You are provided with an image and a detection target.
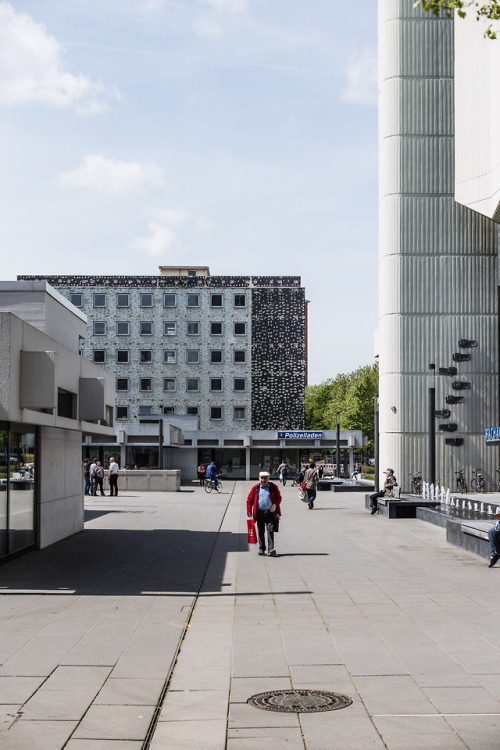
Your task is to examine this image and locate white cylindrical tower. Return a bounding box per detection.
[378,1,498,491]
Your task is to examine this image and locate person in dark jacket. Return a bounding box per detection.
[247,471,282,556]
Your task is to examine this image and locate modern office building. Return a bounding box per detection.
[0,281,115,560]
[19,268,326,478]
[377,2,499,491]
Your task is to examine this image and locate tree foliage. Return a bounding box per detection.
[305,363,379,449]
[415,1,500,38]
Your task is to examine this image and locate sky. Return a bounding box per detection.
[0,0,378,384]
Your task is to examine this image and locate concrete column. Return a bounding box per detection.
[245,446,251,481]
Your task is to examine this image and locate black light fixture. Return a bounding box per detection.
[439,423,458,432]
[435,409,451,418]
[446,395,465,404]
[458,339,477,348]
[452,381,471,390]
[452,353,471,362]
[438,366,457,376]
[445,437,464,446]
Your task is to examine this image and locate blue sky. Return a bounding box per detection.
[0,0,378,383]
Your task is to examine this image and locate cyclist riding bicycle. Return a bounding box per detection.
[205,460,219,489]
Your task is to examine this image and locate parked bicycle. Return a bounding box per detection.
[454,469,467,494]
[204,476,222,493]
[410,472,422,495]
[470,468,485,493]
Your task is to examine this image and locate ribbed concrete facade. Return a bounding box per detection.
[378,1,499,491]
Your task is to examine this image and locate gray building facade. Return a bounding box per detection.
[378,2,499,491]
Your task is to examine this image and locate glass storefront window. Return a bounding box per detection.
[0,430,7,557]
[0,425,37,559]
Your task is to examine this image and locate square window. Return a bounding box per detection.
[234,294,246,307]
[117,350,129,363]
[164,378,176,392]
[211,350,222,363]
[141,321,153,335]
[187,322,199,335]
[164,349,176,363]
[187,270,196,277]
[163,293,176,308]
[164,321,176,336]
[210,406,222,420]
[140,292,153,307]
[140,378,152,391]
[234,378,246,391]
[186,349,200,363]
[116,405,128,419]
[234,350,246,363]
[93,293,106,308]
[211,293,223,307]
[117,293,129,307]
[210,378,222,391]
[187,294,199,307]
[163,406,175,415]
[234,406,246,420]
[186,378,199,392]
[116,321,130,336]
[139,405,153,416]
[234,322,246,335]
[93,350,106,363]
[94,321,106,335]
[187,406,199,416]
[211,322,222,335]
[70,293,82,307]
[140,350,152,363]
[116,378,129,391]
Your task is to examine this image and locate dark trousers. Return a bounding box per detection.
[256,509,275,553]
[109,475,118,496]
[95,477,104,495]
[370,491,385,510]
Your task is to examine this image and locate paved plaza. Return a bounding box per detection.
[1,482,500,749]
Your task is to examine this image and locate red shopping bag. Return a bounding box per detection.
[247,518,257,544]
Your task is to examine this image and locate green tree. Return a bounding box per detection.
[415,1,500,38]
[305,363,379,449]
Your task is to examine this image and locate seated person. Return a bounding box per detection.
[369,469,398,515]
[488,510,500,567]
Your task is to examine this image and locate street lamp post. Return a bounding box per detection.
[374,394,379,492]
[336,412,341,479]
[429,363,436,485]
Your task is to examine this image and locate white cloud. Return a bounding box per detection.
[341,48,377,106]
[201,0,249,14]
[131,206,214,257]
[193,17,224,39]
[58,154,165,196]
[0,2,118,112]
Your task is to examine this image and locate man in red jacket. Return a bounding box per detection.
[247,471,282,556]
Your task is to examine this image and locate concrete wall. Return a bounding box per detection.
[103,470,180,492]
[378,2,499,491]
[38,427,84,548]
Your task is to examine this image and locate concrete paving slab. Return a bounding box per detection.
[148,718,227,749]
[158,689,228,722]
[0,705,21,729]
[66,742,143,750]
[372,716,469,749]
[446,714,500,750]
[0,676,45,704]
[229,676,291,703]
[72,704,155,740]
[0,719,78,749]
[229,700,300,729]
[422,685,500,714]
[94,677,165,705]
[226,726,305,749]
[300,712,386,750]
[20,665,112,720]
[353,675,437,716]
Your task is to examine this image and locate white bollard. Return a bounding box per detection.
[445,489,450,505]
[468,501,472,510]
[488,505,494,515]
[475,503,479,512]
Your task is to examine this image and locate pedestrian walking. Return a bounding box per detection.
[197,463,206,487]
[304,461,318,509]
[95,460,105,496]
[281,462,288,486]
[108,457,119,497]
[83,458,91,495]
[89,457,98,496]
[246,471,282,556]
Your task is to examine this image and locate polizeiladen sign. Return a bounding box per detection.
[277,431,324,439]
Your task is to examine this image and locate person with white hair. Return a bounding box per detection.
[246,471,282,556]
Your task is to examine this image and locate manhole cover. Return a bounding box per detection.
[247,689,352,713]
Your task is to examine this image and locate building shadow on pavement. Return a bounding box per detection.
[0,527,248,596]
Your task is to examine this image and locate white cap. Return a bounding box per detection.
[259,471,270,478]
